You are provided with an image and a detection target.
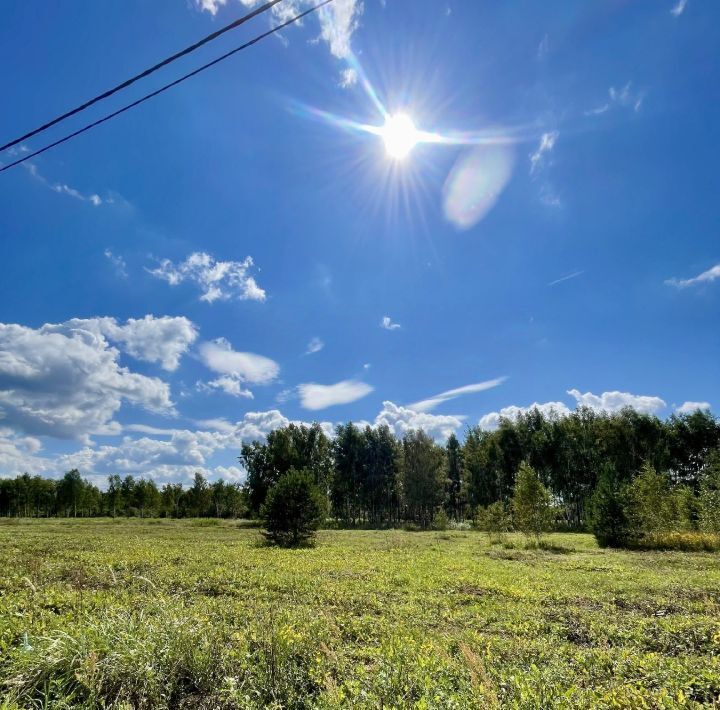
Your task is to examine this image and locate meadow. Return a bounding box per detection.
[1,520,719,709]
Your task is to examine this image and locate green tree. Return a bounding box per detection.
[588,465,629,547]
[625,463,675,538]
[242,423,333,515]
[261,469,327,547]
[445,433,464,520]
[698,450,720,532]
[511,461,552,539]
[401,430,446,528]
[57,469,84,517]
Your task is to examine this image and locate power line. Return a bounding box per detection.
[0,0,285,153]
[1,0,334,173]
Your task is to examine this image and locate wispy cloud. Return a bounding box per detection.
[23,162,104,206]
[586,82,646,117]
[305,337,325,355]
[298,379,373,410]
[104,249,127,278]
[665,263,720,289]
[529,131,558,175]
[548,270,584,287]
[194,0,363,63]
[408,377,507,413]
[381,315,401,331]
[671,0,689,17]
[148,252,266,303]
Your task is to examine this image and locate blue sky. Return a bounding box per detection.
[1,0,718,485]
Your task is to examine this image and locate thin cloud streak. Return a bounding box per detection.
[548,270,584,287]
[408,377,508,413]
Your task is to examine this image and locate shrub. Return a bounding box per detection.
[431,509,449,531]
[261,469,327,547]
[698,452,720,533]
[474,501,511,541]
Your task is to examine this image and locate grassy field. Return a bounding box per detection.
[1,520,719,709]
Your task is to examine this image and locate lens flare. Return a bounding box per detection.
[380,114,419,159]
[442,145,515,230]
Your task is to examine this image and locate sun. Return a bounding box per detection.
[380,113,419,160]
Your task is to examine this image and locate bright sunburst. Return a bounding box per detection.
[380,113,419,160]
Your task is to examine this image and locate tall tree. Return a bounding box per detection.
[401,430,446,528]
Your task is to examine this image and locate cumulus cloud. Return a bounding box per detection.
[0,409,330,482]
[0,321,173,441]
[676,401,711,414]
[305,337,324,355]
[194,0,362,60]
[299,379,373,410]
[56,316,198,371]
[375,401,464,441]
[0,429,49,477]
[408,377,507,413]
[529,131,558,175]
[148,252,266,303]
[665,263,720,289]
[567,389,666,414]
[381,315,401,330]
[479,401,571,431]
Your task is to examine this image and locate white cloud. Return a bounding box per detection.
[381,315,401,330]
[0,321,173,441]
[198,338,279,398]
[57,316,198,371]
[199,338,279,383]
[339,67,358,88]
[305,337,324,354]
[148,252,266,303]
[529,131,558,175]
[409,377,507,413]
[298,379,373,410]
[665,263,720,289]
[0,429,49,477]
[24,163,104,206]
[586,82,646,118]
[0,409,331,481]
[671,0,688,17]
[479,401,571,431]
[567,389,666,414]
[375,401,464,441]
[200,376,254,399]
[676,401,711,414]
[104,249,128,278]
[194,0,362,60]
[609,82,646,112]
[548,270,584,287]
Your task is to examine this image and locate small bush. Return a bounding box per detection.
[431,509,449,531]
[261,469,327,548]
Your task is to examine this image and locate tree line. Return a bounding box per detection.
[0,470,245,519]
[1,407,719,545]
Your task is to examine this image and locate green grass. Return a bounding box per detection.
[1,520,719,708]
